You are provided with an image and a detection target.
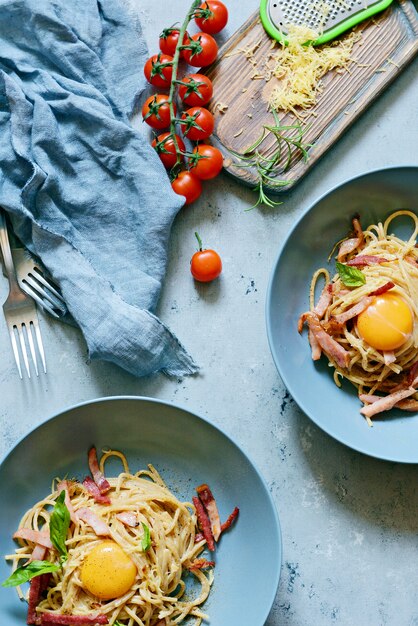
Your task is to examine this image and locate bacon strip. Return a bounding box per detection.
[116,512,139,527]
[76,508,111,537]
[299,312,350,369]
[337,217,364,261]
[314,283,333,318]
[369,281,395,297]
[192,496,215,551]
[82,477,111,505]
[88,447,110,495]
[332,297,373,325]
[346,255,388,267]
[14,529,53,549]
[221,507,239,533]
[196,484,222,541]
[360,387,417,418]
[40,614,108,625]
[27,574,42,625]
[187,558,215,570]
[57,481,77,524]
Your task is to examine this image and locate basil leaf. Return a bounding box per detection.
[141,522,151,552]
[336,261,366,288]
[49,490,70,560]
[2,560,61,588]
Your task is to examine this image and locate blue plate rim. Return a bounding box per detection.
[265,165,418,464]
[0,394,283,625]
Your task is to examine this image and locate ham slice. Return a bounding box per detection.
[57,481,77,524]
[192,496,215,551]
[196,484,222,541]
[82,477,111,505]
[76,508,111,537]
[346,255,388,267]
[360,387,417,418]
[337,217,364,261]
[221,507,239,533]
[27,575,42,625]
[116,512,138,527]
[332,297,373,325]
[40,614,108,625]
[299,312,350,369]
[369,281,395,297]
[14,529,53,550]
[383,351,396,366]
[88,447,110,495]
[314,283,333,318]
[308,327,322,360]
[29,544,47,563]
[360,394,418,412]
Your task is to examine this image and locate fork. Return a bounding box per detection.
[0,209,46,378]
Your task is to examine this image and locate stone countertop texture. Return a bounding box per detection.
[0,1,418,624]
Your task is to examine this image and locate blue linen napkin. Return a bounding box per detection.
[0,0,198,376]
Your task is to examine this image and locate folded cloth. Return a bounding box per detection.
[0,0,198,376]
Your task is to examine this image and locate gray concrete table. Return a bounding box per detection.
[1,1,418,624]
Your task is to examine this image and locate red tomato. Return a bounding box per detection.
[151,133,185,169]
[172,171,202,205]
[180,107,215,141]
[159,28,190,57]
[191,233,222,282]
[143,53,173,89]
[142,94,175,129]
[189,144,223,180]
[195,1,228,34]
[182,32,218,67]
[178,74,213,107]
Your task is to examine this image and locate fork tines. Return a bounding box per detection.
[8,318,46,379]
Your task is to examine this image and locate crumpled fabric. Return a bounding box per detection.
[0,0,198,376]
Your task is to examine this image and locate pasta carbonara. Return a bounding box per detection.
[299,210,418,422]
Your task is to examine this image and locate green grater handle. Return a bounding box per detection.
[259,0,395,46]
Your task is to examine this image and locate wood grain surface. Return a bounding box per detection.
[203,0,418,192]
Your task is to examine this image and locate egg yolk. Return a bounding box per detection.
[80,540,137,600]
[356,293,413,351]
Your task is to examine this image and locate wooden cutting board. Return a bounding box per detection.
[203,0,418,192]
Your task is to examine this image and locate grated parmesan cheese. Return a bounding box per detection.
[268,25,359,114]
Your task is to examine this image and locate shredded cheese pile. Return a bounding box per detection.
[269,24,358,114]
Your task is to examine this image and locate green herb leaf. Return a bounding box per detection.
[2,560,61,588]
[49,490,70,561]
[141,523,151,552]
[336,261,366,287]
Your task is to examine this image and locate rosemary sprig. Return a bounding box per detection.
[229,111,311,209]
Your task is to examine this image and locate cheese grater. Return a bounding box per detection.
[260,0,394,45]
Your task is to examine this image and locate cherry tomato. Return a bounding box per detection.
[180,107,215,141]
[152,132,185,169]
[159,28,190,57]
[178,74,213,107]
[191,232,222,282]
[172,171,202,205]
[195,1,228,34]
[143,53,173,89]
[182,32,218,67]
[189,144,223,180]
[142,94,175,129]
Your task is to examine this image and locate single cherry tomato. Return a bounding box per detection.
[159,28,190,57]
[143,53,173,89]
[180,107,215,141]
[142,94,175,129]
[182,32,218,67]
[172,171,202,205]
[189,144,223,180]
[195,1,228,34]
[152,132,185,169]
[178,74,213,107]
[191,232,222,282]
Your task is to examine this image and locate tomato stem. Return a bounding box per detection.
[194,231,203,251]
[168,0,202,166]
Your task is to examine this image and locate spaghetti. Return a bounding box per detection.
[4,448,238,626]
[299,210,418,421]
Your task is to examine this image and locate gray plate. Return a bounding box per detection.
[0,396,281,625]
[266,166,418,462]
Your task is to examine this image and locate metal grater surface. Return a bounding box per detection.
[267,0,383,36]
